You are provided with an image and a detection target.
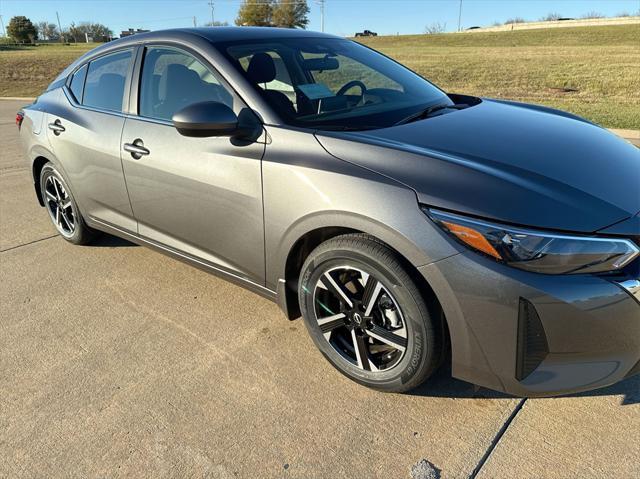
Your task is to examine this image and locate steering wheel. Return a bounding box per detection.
[336,80,367,97]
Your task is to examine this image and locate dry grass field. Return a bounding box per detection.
[357,25,640,130]
[1,24,638,129]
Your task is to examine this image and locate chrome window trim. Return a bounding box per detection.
[62,46,137,116]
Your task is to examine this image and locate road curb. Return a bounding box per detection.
[1,97,36,101]
[609,128,640,140]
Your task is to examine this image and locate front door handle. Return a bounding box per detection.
[48,119,65,135]
[123,139,150,159]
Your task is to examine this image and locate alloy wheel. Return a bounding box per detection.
[44,174,76,237]
[311,265,408,372]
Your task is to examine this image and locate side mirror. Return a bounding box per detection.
[172,101,240,138]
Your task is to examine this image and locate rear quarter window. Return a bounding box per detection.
[68,64,88,103]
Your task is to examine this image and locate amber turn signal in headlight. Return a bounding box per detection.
[426,209,640,275]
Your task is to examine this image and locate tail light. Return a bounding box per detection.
[16,112,24,130]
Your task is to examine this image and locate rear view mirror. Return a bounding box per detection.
[302,56,339,72]
[172,101,239,138]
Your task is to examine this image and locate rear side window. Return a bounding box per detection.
[83,50,132,112]
[68,64,88,103]
[139,47,234,122]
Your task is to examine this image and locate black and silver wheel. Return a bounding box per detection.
[40,163,97,245]
[299,234,442,392]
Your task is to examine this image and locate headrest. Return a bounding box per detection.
[246,52,276,84]
[98,73,124,92]
[159,64,201,99]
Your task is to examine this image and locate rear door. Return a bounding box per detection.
[46,49,136,232]
[120,45,266,284]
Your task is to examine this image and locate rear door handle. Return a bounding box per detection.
[48,119,65,135]
[123,139,150,159]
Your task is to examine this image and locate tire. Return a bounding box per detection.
[40,163,98,245]
[298,233,442,392]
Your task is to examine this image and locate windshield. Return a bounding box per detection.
[218,37,451,130]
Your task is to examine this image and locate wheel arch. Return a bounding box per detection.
[276,215,447,330]
[32,155,50,206]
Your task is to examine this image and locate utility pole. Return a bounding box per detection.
[208,0,215,25]
[0,15,5,37]
[316,0,325,32]
[56,11,64,42]
[193,16,197,27]
[457,0,463,32]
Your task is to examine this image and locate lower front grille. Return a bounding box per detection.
[516,298,549,381]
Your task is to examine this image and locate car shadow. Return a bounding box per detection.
[81,234,639,406]
[90,235,138,248]
[409,362,640,405]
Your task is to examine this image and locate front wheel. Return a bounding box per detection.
[298,234,442,392]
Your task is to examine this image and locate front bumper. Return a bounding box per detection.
[420,252,640,397]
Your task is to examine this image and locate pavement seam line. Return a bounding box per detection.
[468,398,527,479]
[0,235,58,253]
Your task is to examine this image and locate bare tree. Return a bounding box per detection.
[505,17,526,24]
[204,21,229,26]
[540,12,562,22]
[424,22,446,34]
[67,22,112,42]
[581,11,605,19]
[36,21,59,40]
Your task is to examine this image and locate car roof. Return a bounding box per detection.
[183,26,340,42]
[113,26,340,47]
[50,27,342,87]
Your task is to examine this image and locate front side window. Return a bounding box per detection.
[68,64,88,103]
[220,37,450,130]
[139,47,234,122]
[83,50,132,112]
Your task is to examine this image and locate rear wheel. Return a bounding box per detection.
[298,234,441,392]
[40,163,97,245]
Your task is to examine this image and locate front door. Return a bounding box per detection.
[121,46,266,284]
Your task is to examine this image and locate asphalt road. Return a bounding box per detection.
[1,99,638,478]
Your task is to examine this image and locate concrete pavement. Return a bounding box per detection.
[1,100,638,478]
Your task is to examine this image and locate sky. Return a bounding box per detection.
[1,0,638,37]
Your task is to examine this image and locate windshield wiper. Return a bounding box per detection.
[394,102,466,126]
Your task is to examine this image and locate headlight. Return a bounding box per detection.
[426,208,640,274]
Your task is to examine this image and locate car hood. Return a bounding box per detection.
[315,98,640,233]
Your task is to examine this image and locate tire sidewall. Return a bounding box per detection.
[40,164,85,243]
[299,245,433,391]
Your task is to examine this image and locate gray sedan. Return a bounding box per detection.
[18,27,640,396]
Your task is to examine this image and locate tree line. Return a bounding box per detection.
[4,1,309,44]
[236,0,309,28]
[6,16,113,43]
